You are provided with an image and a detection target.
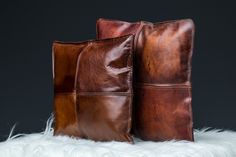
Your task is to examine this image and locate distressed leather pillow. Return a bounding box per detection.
[97,18,195,141]
[53,35,134,143]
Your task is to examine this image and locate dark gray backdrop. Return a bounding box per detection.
[0,0,235,141]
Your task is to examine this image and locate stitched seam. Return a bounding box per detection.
[77,92,132,96]
[134,82,191,88]
[54,91,76,94]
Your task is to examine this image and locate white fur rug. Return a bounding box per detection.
[1,117,236,157]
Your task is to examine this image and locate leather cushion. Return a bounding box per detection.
[53,35,134,142]
[96,18,194,141]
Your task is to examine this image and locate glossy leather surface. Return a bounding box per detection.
[54,93,79,136]
[77,94,132,142]
[77,36,133,92]
[97,19,141,39]
[53,35,134,142]
[97,19,151,49]
[53,42,87,93]
[76,35,134,142]
[136,20,194,84]
[97,18,194,141]
[135,85,193,141]
[53,42,87,136]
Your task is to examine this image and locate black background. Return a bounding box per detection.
[0,0,235,141]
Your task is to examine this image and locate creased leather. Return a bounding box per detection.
[96,18,194,141]
[53,35,134,142]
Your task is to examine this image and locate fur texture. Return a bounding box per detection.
[0,116,236,157]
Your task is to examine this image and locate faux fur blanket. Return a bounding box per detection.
[0,117,236,157]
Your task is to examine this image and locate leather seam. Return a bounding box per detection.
[134,83,191,88]
[54,92,76,94]
[77,92,132,96]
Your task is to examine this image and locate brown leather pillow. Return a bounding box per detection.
[53,35,134,143]
[97,18,195,141]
